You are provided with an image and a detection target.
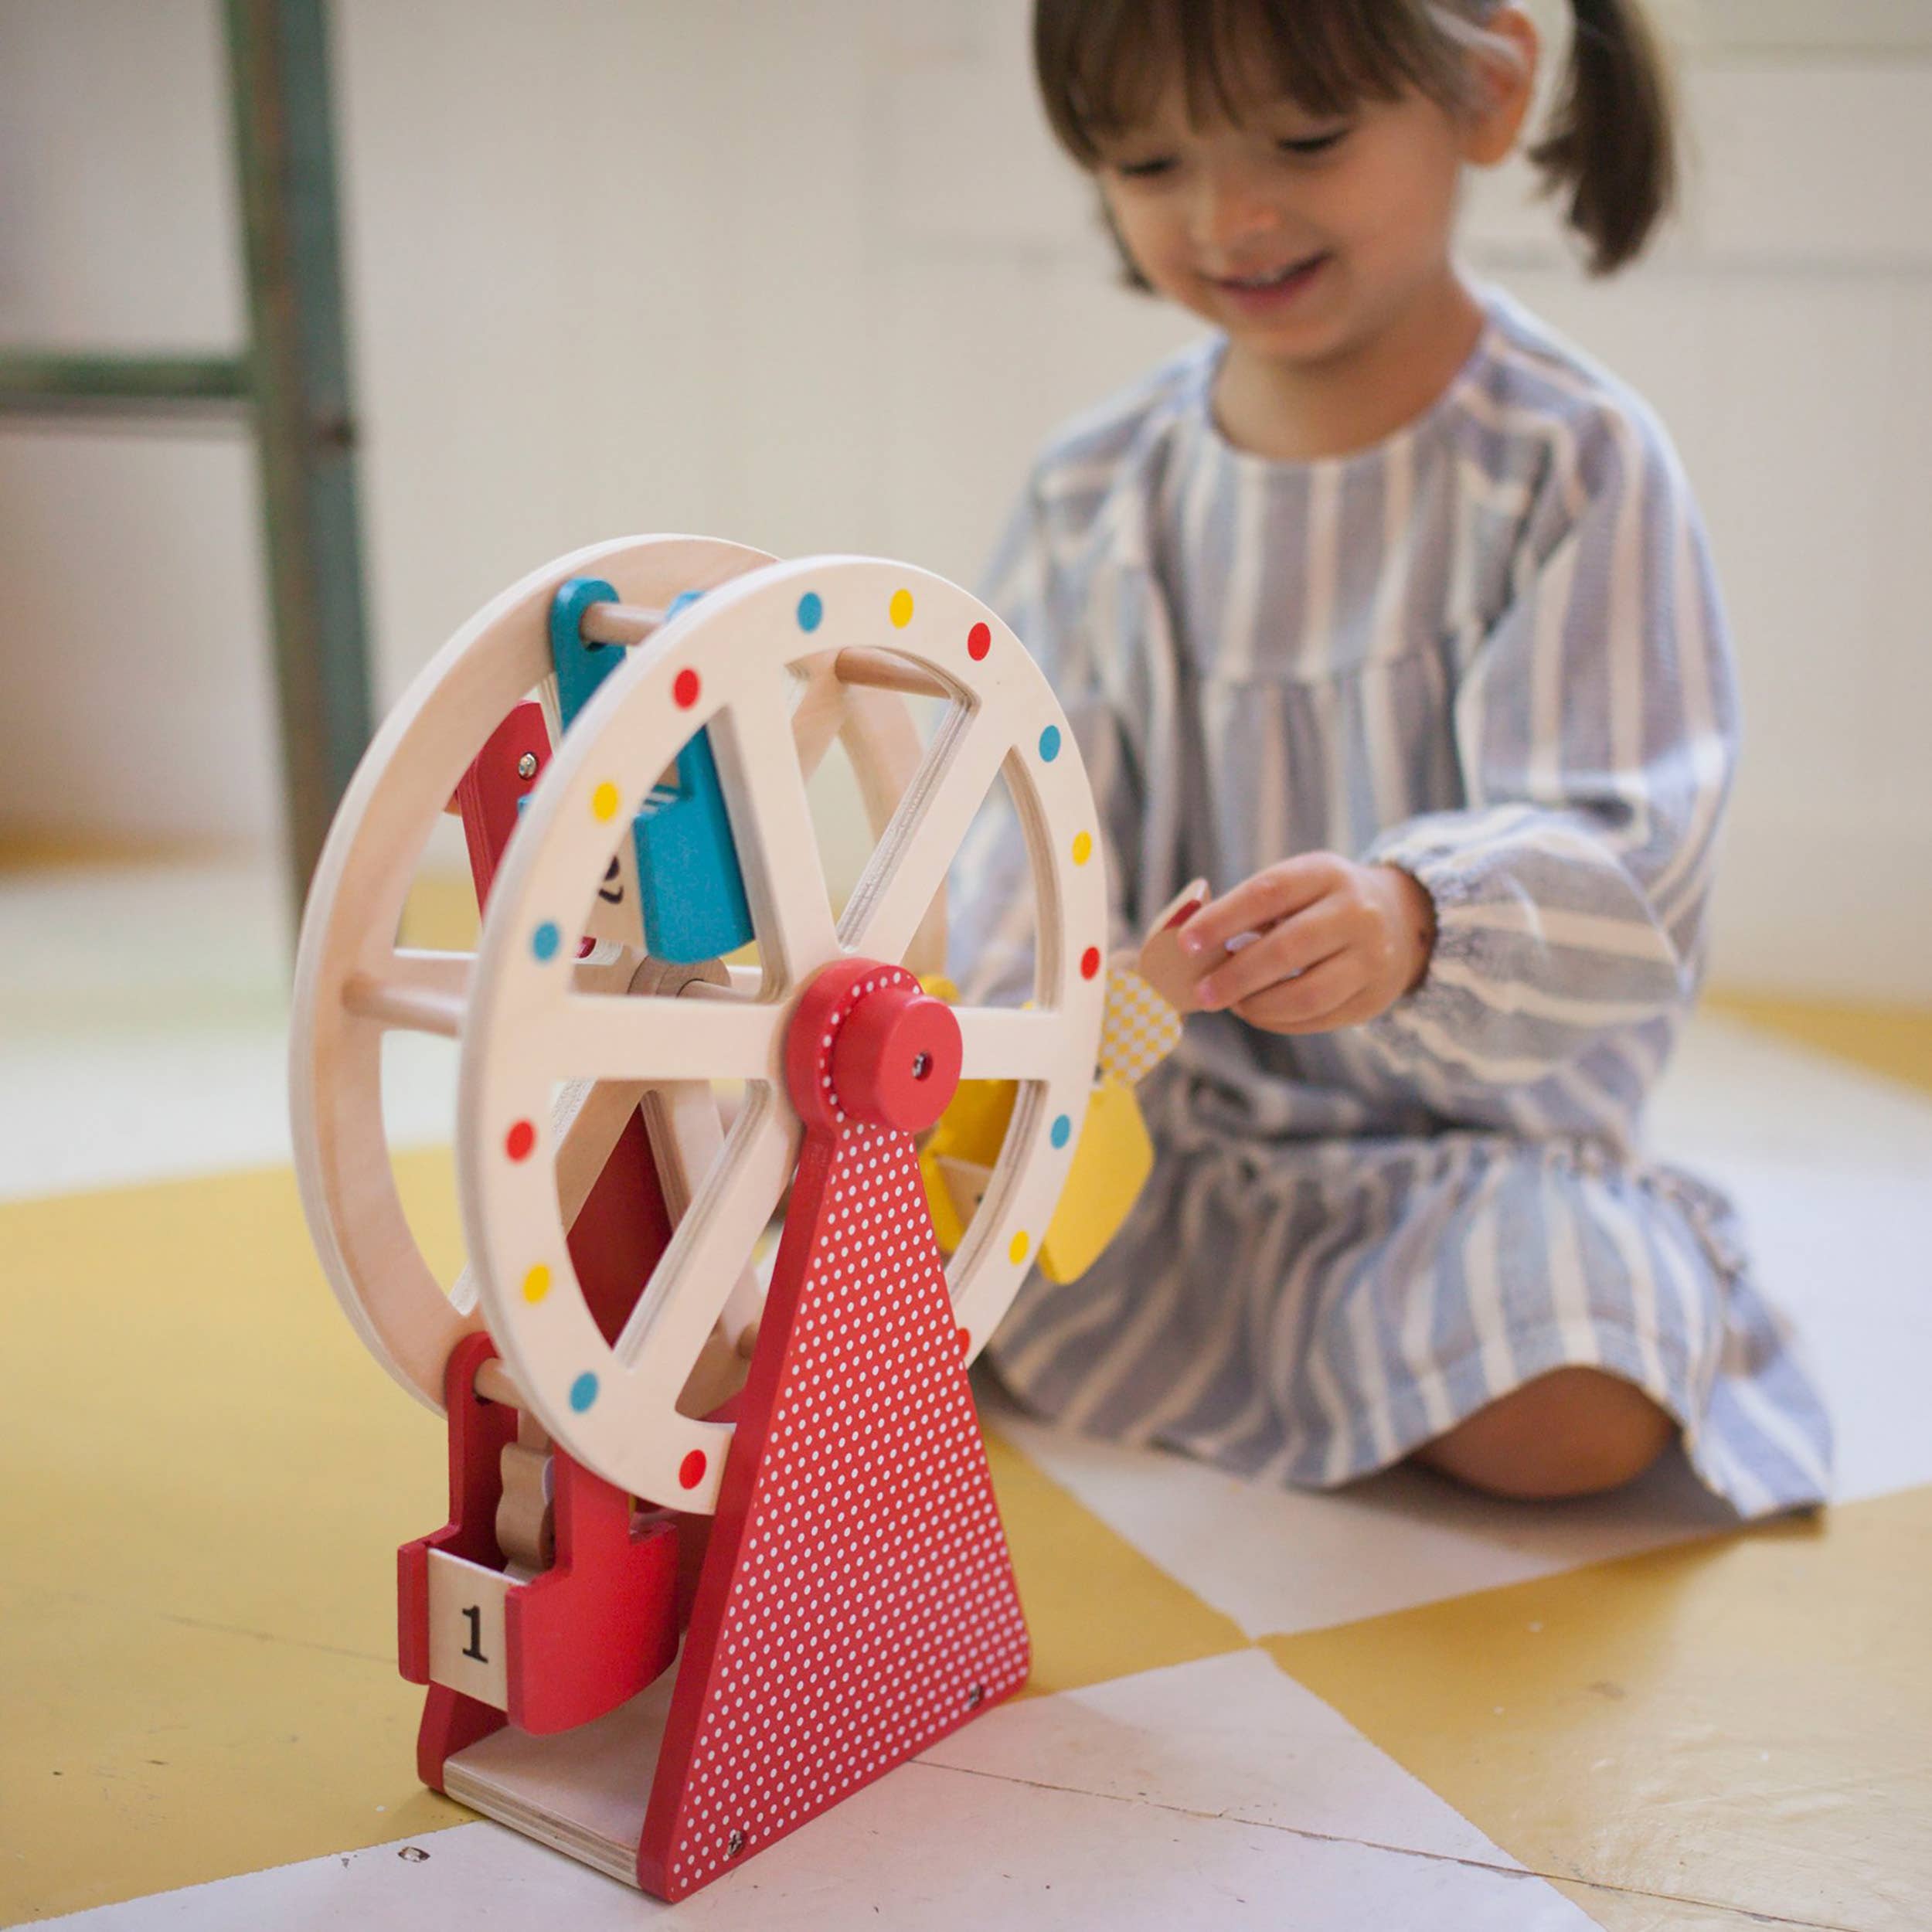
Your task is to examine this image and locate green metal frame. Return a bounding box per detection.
[0,353,250,413]
[0,0,372,921]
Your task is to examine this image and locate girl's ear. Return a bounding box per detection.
[1461,6,1539,168]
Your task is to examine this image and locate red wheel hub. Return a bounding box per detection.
[784,958,962,1134]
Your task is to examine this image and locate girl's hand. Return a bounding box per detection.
[1175,855,1436,1034]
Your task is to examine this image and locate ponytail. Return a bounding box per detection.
[1528,0,1678,274]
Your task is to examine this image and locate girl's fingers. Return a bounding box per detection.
[1194,903,1349,1010]
[1231,952,1364,1031]
[1177,853,1342,959]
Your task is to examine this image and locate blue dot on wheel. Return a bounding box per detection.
[532,920,561,961]
[797,591,823,632]
[667,588,704,617]
[570,1372,599,1413]
[1050,1113,1072,1149]
[1039,725,1062,764]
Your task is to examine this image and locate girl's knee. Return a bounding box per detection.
[1414,1367,1676,1501]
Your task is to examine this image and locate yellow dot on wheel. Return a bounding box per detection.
[522,1264,552,1304]
[591,781,620,821]
[889,587,914,628]
[1009,1230,1031,1265]
[1072,830,1094,866]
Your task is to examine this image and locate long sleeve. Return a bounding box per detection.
[947,468,1148,1004]
[1359,402,1737,1091]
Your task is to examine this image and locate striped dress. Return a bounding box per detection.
[949,284,1832,1517]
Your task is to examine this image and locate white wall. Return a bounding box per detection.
[1,1,1928,998]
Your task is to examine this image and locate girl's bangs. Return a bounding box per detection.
[1037,0,1468,159]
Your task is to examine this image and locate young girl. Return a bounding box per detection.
[951,0,1832,1514]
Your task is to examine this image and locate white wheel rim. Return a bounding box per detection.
[289,536,777,1410]
[462,556,1107,1512]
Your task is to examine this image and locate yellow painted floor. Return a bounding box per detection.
[1270,1491,1932,1931]
[4,992,1930,1927]
[1706,990,1932,1101]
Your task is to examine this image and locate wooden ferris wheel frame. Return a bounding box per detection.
[291,540,1107,1515]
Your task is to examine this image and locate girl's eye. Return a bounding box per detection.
[1111,155,1177,180]
[1277,130,1349,158]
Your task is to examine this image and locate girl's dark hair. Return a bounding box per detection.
[1033,0,1677,275]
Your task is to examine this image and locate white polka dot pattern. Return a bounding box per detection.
[645,971,1031,1900]
[1098,954,1184,1086]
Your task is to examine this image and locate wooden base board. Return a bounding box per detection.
[440,1647,684,1889]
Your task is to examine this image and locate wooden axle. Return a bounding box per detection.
[343,971,464,1037]
[475,1356,529,1410]
[343,948,671,1040]
[579,600,670,648]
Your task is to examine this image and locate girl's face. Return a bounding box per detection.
[1091,32,1529,369]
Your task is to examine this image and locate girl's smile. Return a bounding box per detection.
[1204,248,1334,318]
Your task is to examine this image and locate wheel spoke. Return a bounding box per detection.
[449,1077,642,1317]
[841,707,1007,968]
[641,1080,765,1347]
[951,1004,1070,1082]
[537,991,784,1085]
[711,677,839,987]
[551,1077,648,1221]
[614,1090,798,1393]
[345,972,463,1036]
[788,651,845,778]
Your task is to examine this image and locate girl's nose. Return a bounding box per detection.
[1190,165,1284,257]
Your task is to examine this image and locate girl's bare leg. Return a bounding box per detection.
[1413,1367,1675,1500]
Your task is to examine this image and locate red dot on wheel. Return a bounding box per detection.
[679,1449,706,1489]
[505,1120,536,1161]
[956,1327,971,1357]
[967,622,991,661]
[673,667,701,708]
[1080,946,1101,980]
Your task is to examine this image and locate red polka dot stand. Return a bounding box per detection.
[637,961,1030,1900]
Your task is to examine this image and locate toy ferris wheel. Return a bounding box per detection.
[288,534,1159,1899]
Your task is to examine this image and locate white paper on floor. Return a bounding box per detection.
[44,1654,1594,1932]
[999,1015,1932,1641]
[918,1648,1512,1866]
